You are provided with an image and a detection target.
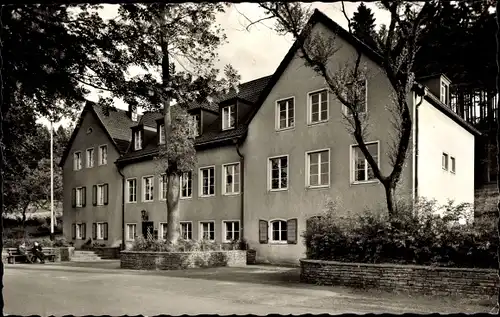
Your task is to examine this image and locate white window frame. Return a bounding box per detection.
[76,223,84,239]
[442,152,449,171]
[96,222,105,240]
[158,124,165,145]
[126,223,136,241]
[275,97,295,131]
[98,145,108,166]
[134,130,142,150]
[75,187,83,207]
[268,155,289,191]
[73,151,82,171]
[342,79,368,116]
[142,175,154,202]
[222,162,240,195]
[308,88,329,124]
[440,79,449,105]
[269,219,288,244]
[305,148,331,188]
[96,183,105,206]
[450,156,456,174]
[199,221,216,241]
[350,141,380,184]
[222,220,240,243]
[180,171,193,199]
[159,173,168,201]
[86,148,94,168]
[222,105,236,130]
[159,222,168,240]
[199,166,216,197]
[126,178,137,203]
[193,114,200,137]
[180,221,193,240]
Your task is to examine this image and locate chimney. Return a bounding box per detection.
[128,104,138,122]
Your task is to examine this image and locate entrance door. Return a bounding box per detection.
[142,221,154,240]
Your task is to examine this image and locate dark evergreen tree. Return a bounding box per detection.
[351,3,378,51]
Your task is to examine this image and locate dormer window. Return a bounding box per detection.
[440,80,449,105]
[158,124,165,145]
[134,130,142,150]
[222,105,235,130]
[193,114,200,137]
[131,112,138,122]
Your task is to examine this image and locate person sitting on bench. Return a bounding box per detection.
[17,241,33,263]
[31,242,45,264]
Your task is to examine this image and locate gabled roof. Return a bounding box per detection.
[58,101,141,167]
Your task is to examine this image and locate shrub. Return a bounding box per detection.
[303,198,498,268]
[130,237,245,252]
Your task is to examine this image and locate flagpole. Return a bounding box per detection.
[50,119,54,241]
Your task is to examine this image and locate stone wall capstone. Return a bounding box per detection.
[300,259,498,299]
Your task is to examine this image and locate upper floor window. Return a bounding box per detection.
[73,151,82,171]
[159,174,168,200]
[98,145,107,166]
[134,130,142,150]
[181,171,193,198]
[143,176,154,202]
[450,156,456,173]
[309,90,329,124]
[269,156,288,190]
[74,187,85,208]
[276,98,295,130]
[351,142,379,183]
[440,81,449,105]
[127,178,137,203]
[223,163,240,195]
[306,149,330,188]
[96,184,107,206]
[158,124,165,145]
[222,105,235,130]
[442,152,449,171]
[200,166,215,197]
[342,80,367,115]
[86,148,94,168]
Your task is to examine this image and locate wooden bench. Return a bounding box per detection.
[6,247,57,264]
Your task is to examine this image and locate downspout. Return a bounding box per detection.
[414,85,427,204]
[116,163,126,251]
[233,137,245,248]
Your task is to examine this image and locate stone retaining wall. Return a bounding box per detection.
[300,259,498,299]
[121,250,247,270]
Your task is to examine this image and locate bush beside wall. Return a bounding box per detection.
[121,250,247,270]
[300,259,498,299]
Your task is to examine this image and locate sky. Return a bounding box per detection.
[38,2,391,129]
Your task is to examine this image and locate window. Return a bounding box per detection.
[223,163,240,195]
[200,221,215,241]
[131,112,138,122]
[97,184,105,206]
[126,224,136,241]
[159,222,168,240]
[76,187,84,207]
[73,152,82,170]
[223,221,240,242]
[222,105,236,130]
[98,145,107,165]
[86,148,94,168]
[441,81,449,105]
[442,153,449,170]
[159,174,168,200]
[276,98,295,130]
[306,149,330,187]
[269,156,288,190]
[270,220,287,243]
[127,179,137,203]
[76,223,85,239]
[309,89,329,123]
[159,124,165,144]
[180,172,192,198]
[200,166,215,197]
[134,130,142,150]
[194,114,201,136]
[351,142,379,183]
[180,222,193,240]
[450,156,456,173]
[143,176,154,202]
[96,222,105,240]
[342,80,367,115]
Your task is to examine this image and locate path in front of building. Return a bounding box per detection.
[4,261,494,316]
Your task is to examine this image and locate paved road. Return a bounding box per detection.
[3,261,493,316]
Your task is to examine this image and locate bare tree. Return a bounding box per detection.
[243,1,439,217]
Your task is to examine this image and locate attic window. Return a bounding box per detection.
[158,124,165,145]
[440,80,449,105]
[222,105,235,130]
[131,112,138,122]
[134,130,142,150]
[87,127,93,134]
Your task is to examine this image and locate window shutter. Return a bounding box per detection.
[82,223,87,240]
[287,218,298,244]
[72,223,76,240]
[82,187,87,207]
[71,188,76,208]
[92,223,97,240]
[92,185,97,206]
[104,222,109,240]
[104,184,109,205]
[259,220,268,244]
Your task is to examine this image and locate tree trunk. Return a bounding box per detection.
[166,173,181,244]
[384,184,395,219]
[22,202,29,238]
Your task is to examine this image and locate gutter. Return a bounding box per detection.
[233,137,245,249]
[115,162,126,251]
[413,84,427,204]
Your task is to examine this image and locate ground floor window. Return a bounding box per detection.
[94,222,107,240]
[159,222,168,240]
[126,223,136,241]
[74,223,86,240]
[223,220,240,242]
[180,222,192,240]
[200,221,215,241]
[271,220,287,242]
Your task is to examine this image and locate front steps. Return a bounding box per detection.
[71,250,108,262]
